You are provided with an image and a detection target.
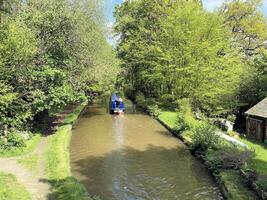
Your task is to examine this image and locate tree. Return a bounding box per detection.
[115,0,244,116]
[220,0,267,56]
[0,0,119,135]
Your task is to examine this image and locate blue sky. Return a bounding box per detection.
[104,0,267,24]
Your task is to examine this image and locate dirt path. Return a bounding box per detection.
[0,105,79,199]
[0,136,51,200]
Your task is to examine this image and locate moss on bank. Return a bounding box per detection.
[0,173,31,200]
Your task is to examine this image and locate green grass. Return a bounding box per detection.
[220,170,259,200]
[0,134,41,158]
[45,125,91,200]
[62,104,86,125]
[158,111,178,129]
[0,173,31,200]
[239,137,267,176]
[17,154,39,175]
[45,104,97,200]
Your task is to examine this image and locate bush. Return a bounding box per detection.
[217,148,252,170]
[135,93,147,109]
[147,105,161,118]
[160,94,176,109]
[0,131,26,151]
[191,122,219,152]
[176,99,200,132]
[256,176,267,191]
[135,93,158,112]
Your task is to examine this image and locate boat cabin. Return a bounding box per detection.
[245,97,267,142]
[110,93,125,114]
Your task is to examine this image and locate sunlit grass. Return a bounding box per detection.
[238,138,267,176]
[17,154,39,175]
[158,111,178,129]
[0,134,41,158]
[0,173,31,200]
[45,104,98,200]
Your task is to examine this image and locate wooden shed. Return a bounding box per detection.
[245,97,267,142]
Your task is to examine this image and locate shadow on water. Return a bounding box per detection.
[71,145,222,200]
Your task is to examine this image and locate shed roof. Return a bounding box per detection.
[245,97,267,119]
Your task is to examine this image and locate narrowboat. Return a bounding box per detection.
[110,93,125,114]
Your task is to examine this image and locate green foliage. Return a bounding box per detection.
[0,0,119,145]
[0,131,26,151]
[220,170,259,200]
[191,121,219,152]
[220,0,267,56]
[256,177,267,191]
[176,99,199,132]
[147,104,161,118]
[239,51,267,106]
[207,147,252,172]
[0,134,41,157]
[115,0,245,116]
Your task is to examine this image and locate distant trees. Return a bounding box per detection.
[220,0,267,107]
[220,0,267,56]
[115,0,255,116]
[0,0,119,135]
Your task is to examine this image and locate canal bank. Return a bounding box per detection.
[157,111,259,200]
[70,102,223,200]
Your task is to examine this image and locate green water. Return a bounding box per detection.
[70,104,223,200]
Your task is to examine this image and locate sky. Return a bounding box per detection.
[105,0,267,24]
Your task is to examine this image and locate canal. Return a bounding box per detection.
[70,103,223,200]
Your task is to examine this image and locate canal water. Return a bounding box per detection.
[70,103,223,200]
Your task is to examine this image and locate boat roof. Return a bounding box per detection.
[111,93,119,101]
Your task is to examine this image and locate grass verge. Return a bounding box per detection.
[0,134,41,158]
[0,173,31,200]
[158,110,259,199]
[220,170,259,200]
[62,104,86,125]
[45,104,97,200]
[239,138,267,176]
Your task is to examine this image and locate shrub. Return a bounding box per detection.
[135,93,146,109]
[135,93,158,112]
[160,94,176,109]
[176,99,200,132]
[0,131,26,151]
[217,148,252,169]
[147,104,161,118]
[191,122,219,152]
[256,176,267,191]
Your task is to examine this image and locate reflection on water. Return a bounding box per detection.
[70,104,223,200]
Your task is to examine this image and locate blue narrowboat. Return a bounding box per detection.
[110,93,125,114]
